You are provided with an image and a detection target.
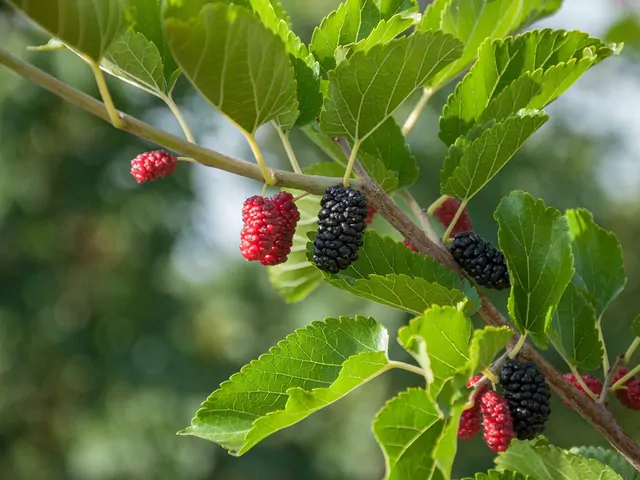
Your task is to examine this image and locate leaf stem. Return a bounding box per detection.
[568,365,599,401]
[163,94,196,143]
[442,198,468,241]
[401,87,433,135]
[245,133,277,186]
[89,59,123,129]
[402,191,441,244]
[600,354,624,403]
[293,192,311,202]
[612,362,640,391]
[177,156,196,163]
[343,139,362,187]
[388,360,425,377]
[426,195,448,216]
[597,316,611,377]
[509,332,528,359]
[275,124,302,174]
[625,338,640,366]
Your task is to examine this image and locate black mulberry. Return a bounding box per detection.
[313,185,367,274]
[449,231,510,290]
[499,359,551,440]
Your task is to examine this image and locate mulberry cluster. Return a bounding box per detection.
[449,232,510,290]
[458,376,513,452]
[313,185,368,274]
[614,368,640,410]
[499,359,551,440]
[240,192,300,266]
[433,197,473,235]
[130,150,177,183]
[562,373,602,405]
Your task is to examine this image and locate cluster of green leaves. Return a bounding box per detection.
[8,0,638,478]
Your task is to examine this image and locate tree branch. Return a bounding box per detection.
[0,48,351,195]
[4,47,640,471]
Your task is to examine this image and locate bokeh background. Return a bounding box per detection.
[1,0,640,478]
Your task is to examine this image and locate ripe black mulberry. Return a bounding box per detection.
[449,231,510,290]
[499,359,551,440]
[313,185,367,274]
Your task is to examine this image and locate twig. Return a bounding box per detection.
[0,49,352,195]
[600,354,624,403]
[4,47,640,472]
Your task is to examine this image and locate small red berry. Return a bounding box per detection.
[365,205,377,224]
[403,239,417,252]
[480,389,514,452]
[240,192,300,266]
[434,197,473,235]
[562,373,602,405]
[130,150,177,183]
[614,368,640,410]
[458,376,487,440]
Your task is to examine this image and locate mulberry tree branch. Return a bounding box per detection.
[3,47,640,472]
[0,49,352,195]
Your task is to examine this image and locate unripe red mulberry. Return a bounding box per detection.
[131,150,177,183]
[458,376,487,440]
[480,389,514,452]
[434,197,473,235]
[365,205,377,225]
[240,192,300,266]
[404,239,417,252]
[614,368,640,410]
[562,373,602,405]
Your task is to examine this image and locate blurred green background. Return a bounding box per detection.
[1,0,640,478]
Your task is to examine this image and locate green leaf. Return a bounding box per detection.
[350,13,421,55]
[495,191,574,348]
[419,0,563,89]
[568,446,640,480]
[9,0,126,61]
[462,470,530,480]
[313,231,480,315]
[468,327,513,374]
[566,209,626,317]
[301,123,402,191]
[360,118,419,188]
[496,438,624,480]
[164,3,298,133]
[310,0,420,76]
[180,316,389,454]
[398,306,472,396]
[101,29,171,97]
[320,30,463,144]
[440,111,549,202]
[372,388,447,480]
[439,30,619,146]
[549,283,603,370]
